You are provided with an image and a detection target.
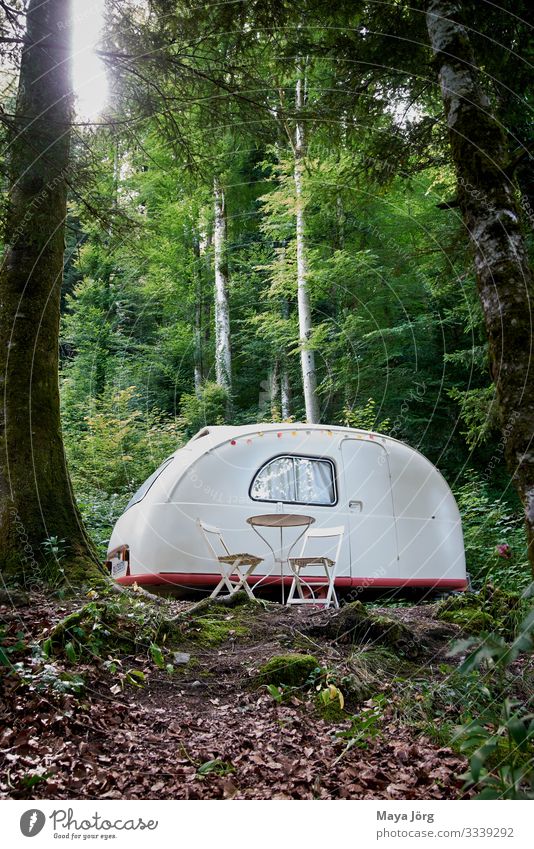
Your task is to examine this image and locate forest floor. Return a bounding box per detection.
[1,586,527,801]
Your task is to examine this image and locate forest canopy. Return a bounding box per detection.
[0,0,532,586]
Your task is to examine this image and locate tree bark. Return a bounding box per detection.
[0,0,100,583]
[294,71,320,424]
[281,365,291,420]
[427,0,534,573]
[213,177,232,397]
[192,236,203,395]
[269,358,281,421]
[281,298,291,420]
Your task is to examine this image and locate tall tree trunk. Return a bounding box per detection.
[270,359,281,421]
[427,0,534,573]
[192,237,203,395]
[213,177,232,397]
[0,0,99,582]
[280,298,291,420]
[281,365,291,420]
[199,229,212,360]
[294,71,320,424]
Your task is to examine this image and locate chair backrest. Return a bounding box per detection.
[298,525,345,564]
[197,519,231,559]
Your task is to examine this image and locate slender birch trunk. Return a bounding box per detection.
[281,366,291,420]
[427,0,534,572]
[280,298,291,419]
[213,177,232,396]
[294,71,320,424]
[0,0,99,580]
[192,237,203,395]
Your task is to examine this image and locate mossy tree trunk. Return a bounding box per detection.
[427,0,534,574]
[0,0,100,583]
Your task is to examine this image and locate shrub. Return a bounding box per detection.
[63,386,183,556]
[437,584,526,641]
[454,474,529,591]
[179,381,229,436]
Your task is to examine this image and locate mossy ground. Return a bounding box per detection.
[436,584,525,639]
[183,614,249,646]
[253,653,319,688]
[179,597,261,646]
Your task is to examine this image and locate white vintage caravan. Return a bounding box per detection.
[107,423,467,592]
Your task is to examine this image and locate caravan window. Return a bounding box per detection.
[125,457,173,510]
[250,455,336,505]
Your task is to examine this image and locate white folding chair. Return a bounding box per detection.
[197,519,262,600]
[287,526,344,609]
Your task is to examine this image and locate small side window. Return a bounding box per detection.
[250,455,336,506]
[125,457,173,510]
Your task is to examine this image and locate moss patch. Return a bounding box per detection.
[436,585,524,639]
[180,596,260,646]
[312,601,422,658]
[42,595,174,661]
[315,691,346,722]
[254,654,319,688]
[183,614,249,646]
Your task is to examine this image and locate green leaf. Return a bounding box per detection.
[507,717,530,751]
[125,669,146,687]
[149,642,165,669]
[196,759,234,777]
[475,788,501,799]
[65,641,77,663]
[266,684,283,703]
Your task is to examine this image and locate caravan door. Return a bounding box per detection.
[340,438,398,581]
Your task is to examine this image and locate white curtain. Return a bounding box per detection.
[251,455,294,500]
[295,458,334,504]
[252,456,334,504]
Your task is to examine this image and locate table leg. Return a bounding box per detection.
[280,526,284,605]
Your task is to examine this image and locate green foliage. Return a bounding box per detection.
[0,628,27,667]
[39,536,68,588]
[316,684,346,721]
[265,683,284,704]
[64,386,181,495]
[453,476,529,590]
[13,661,85,695]
[149,642,166,669]
[334,694,387,761]
[63,386,182,555]
[341,398,391,433]
[254,654,319,688]
[41,595,175,664]
[448,598,534,799]
[455,700,534,799]
[196,759,235,778]
[447,386,498,448]
[179,382,229,435]
[392,668,495,747]
[437,584,526,640]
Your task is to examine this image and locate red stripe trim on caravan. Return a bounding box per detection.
[115,572,467,590]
